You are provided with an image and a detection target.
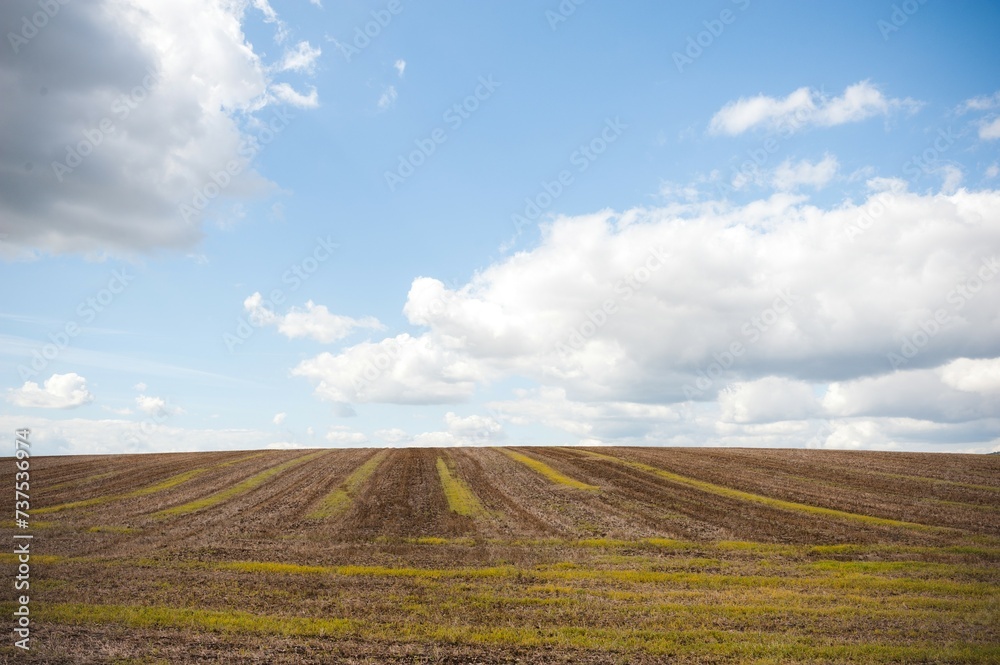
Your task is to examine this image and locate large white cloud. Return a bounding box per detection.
[292,187,1000,414]
[7,372,94,409]
[708,81,920,136]
[0,0,320,256]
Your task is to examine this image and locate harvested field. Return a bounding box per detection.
[3,447,998,663]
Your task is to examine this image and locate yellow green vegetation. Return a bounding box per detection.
[581,451,945,532]
[307,450,388,519]
[17,601,1000,662]
[34,469,208,515]
[436,457,487,517]
[86,525,138,534]
[501,450,598,490]
[155,451,327,518]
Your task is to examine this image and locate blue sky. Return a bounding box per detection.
[2,0,1000,454]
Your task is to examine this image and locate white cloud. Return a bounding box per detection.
[940,165,963,195]
[771,155,839,190]
[250,0,289,42]
[7,373,94,409]
[244,293,384,343]
[278,41,321,74]
[0,413,309,455]
[960,92,1000,113]
[0,0,312,256]
[289,188,1000,427]
[377,85,398,111]
[719,377,819,423]
[940,357,1000,393]
[709,81,920,136]
[133,382,148,392]
[135,394,182,416]
[273,412,287,425]
[394,59,406,77]
[368,412,506,447]
[492,387,682,441]
[986,164,1000,179]
[292,333,487,404]
[979,117,1000,141]
[821,365,1000,422]
[271,82,319,108]
[326,427,368,445]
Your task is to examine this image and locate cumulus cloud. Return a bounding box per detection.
[394,59,406,77]
[135,394,183,416]
[709,81,920,136]
[821,363,1000,423]
[292,333,488,404]
[7,373,94,409]
[0,0,317,256]
[290,188,1000,418]
[273,412,287,425]
[491,387,683,441]
[719,377,820,423]
[244,293,384,343]
[940,357,1000,393]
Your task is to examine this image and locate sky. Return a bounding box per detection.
[2,0,1000,455]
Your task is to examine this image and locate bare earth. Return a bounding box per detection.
[3,447,998,663]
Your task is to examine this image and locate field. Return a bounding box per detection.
[3,446,999,663]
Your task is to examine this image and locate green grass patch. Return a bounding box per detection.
[155,451,327,518]
[34,469,209,515]
[307,450,387,519]
[582,451,947,533]
[436,457,487,517]
[86,525,138,534]
[501,450,598,490]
